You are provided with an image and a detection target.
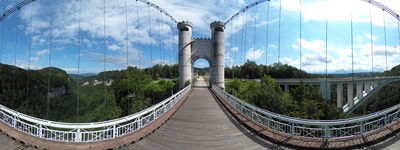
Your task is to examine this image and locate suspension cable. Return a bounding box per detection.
[147,5,155,102]
[136,0,140,69]
[47,9,54,119]
[253,4,258,62]
[77,0,82,118]
[351,12,355,90]
[158,11,163,66]
[125,0,132,115]
[26,1,34,113]
[12,11,21,109]
[103,0,107,120]
[0,13,3,105]
[324,0,328,100]
[148,5,153,68]
[265,0,270,73]
[0,15,3,68]
[233,16,238,79]
[240,13,245,64]
[369,4,374,85]
[244,10,248,64]
[299,0,302,78]
[228,18,233,74]
[278,0,282,64]
[383,10,387,71]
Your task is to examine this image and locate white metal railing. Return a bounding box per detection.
[0,85,191,143]
[212,85,400,139]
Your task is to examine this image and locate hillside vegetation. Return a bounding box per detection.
[0,64,179,123]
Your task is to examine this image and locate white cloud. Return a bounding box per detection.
[151,59,173,65]
[89,49,142,67]
[30,57,39,61]
[231,47,238,52]
[288,38,400,72]
[292,39,326,53]
[355,35,363,43]
[252,19,278,27]
[35,49,50,56]
[108,44,122,51]
[366,33,378,42]
[245,48,265,60]
[195,62,207,67]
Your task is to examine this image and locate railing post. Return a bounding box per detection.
[360,122,364,134]
[138,117,142,129]
[13,116,16,128]
[384,114,388,126]
[76,128,81,142]
[251,110,255,121]
[38,124,42,138]
[324,126,330,139]
[291,123,295,135]
[113,124,117,139]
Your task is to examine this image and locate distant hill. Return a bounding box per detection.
[383,64,400,76]
[81,73,97,77]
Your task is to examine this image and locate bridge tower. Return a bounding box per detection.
[178,21,225,89]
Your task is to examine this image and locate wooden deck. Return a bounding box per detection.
[125,77,283,150]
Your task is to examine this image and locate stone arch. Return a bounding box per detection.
[178,21,225,89]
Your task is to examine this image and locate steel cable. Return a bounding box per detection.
[77,0,82,118]
[47,8,54,119]
[25,1,34,114]
[278,0,282,64]
[103,0,108,120]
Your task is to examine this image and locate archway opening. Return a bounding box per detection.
[193,58,210,88]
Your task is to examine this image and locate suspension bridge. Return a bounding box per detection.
[0,0,400,149]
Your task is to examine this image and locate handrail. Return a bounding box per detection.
[212,84,400,139]
[0,85,191,142]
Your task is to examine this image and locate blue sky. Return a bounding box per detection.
[0,0,399,74]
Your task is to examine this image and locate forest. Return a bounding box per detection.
[0,64,179,122]
[225,61,318,79]
[225,76,341,120]
[1,60,400,122]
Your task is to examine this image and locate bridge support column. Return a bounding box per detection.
[365,82,371,92]
[284,84,289,92]
[178,21,193,89]
[336,83,343,109]
[356,82,363,99]
[372,80,380,89]
[347,83,354,108]
[319,80,331,100]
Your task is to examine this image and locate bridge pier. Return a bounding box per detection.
[347,83,354,108]
[356,82,363,99]
[319,80,331,100]
[337,83,343,109]
[284,84,289,92]
[365,81,371,92]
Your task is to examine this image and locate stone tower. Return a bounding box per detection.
[178,21,225,89]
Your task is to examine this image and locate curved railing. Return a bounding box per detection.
[0,85,191,142]
[212,85,400,139]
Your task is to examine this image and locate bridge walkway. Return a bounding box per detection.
[0,77,400,149]
[0,132,36,150]
[124,77,281,150]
